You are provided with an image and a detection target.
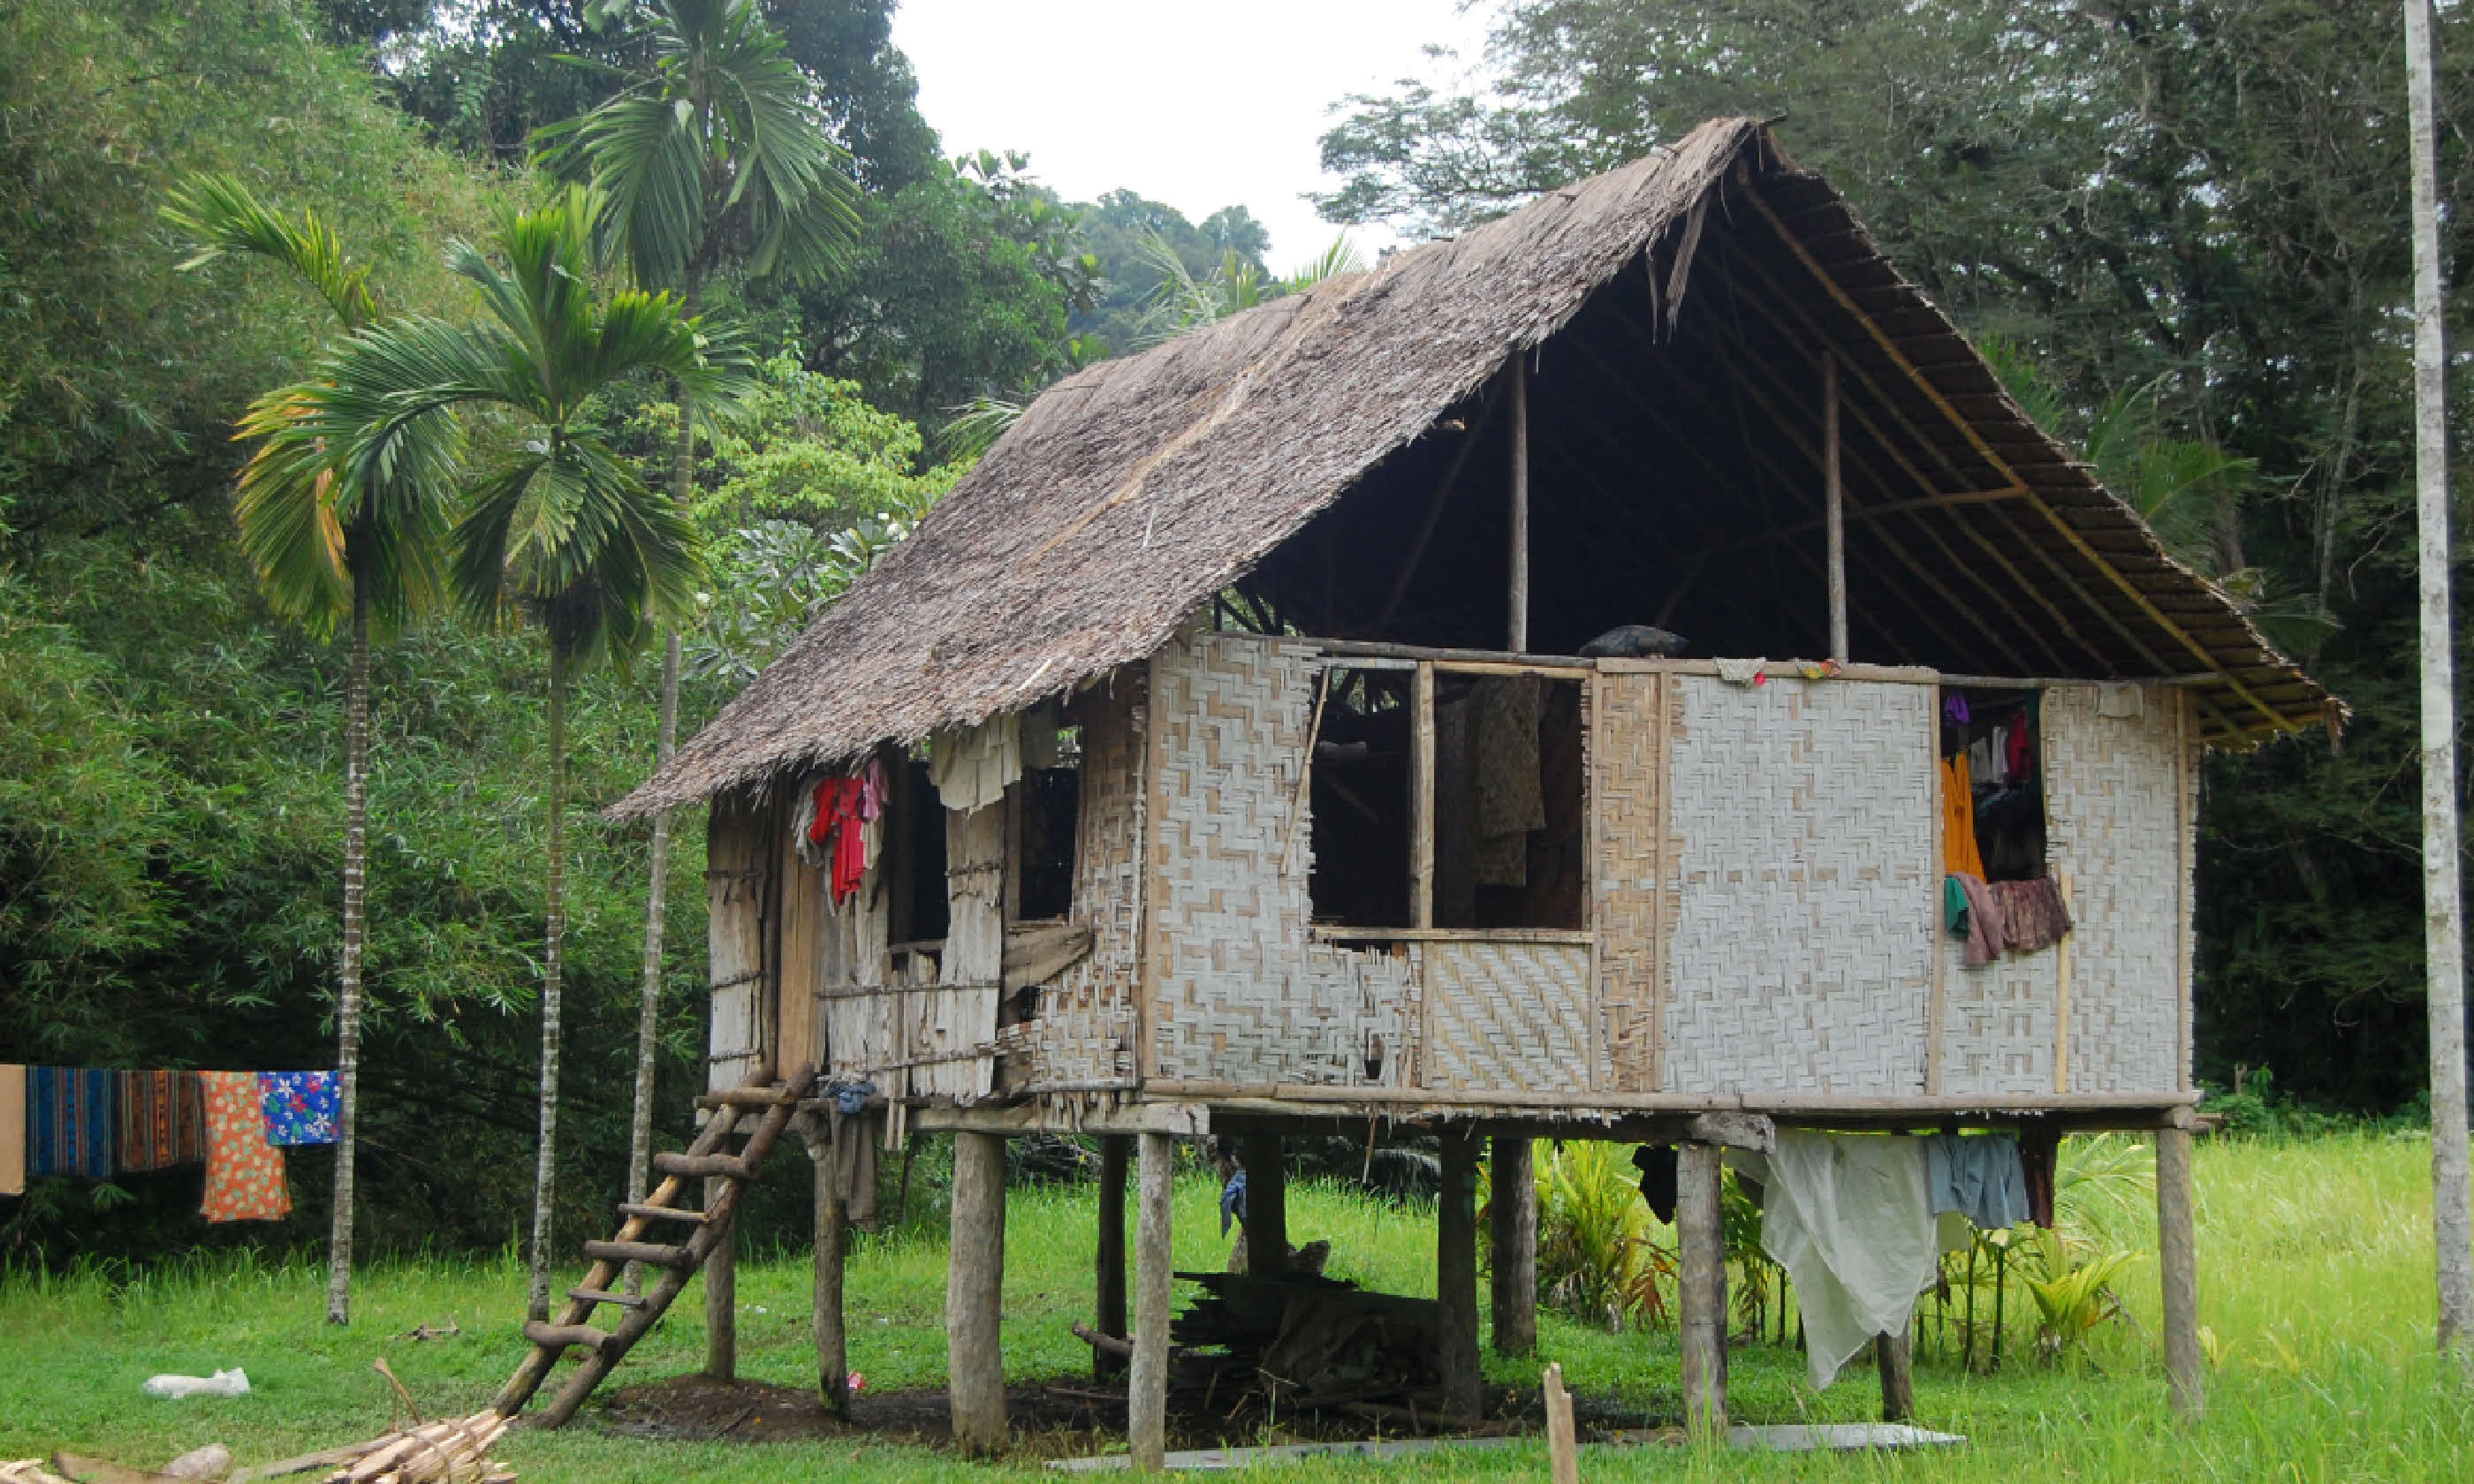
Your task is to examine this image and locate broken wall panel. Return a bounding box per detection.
[1659,675,1938,1096]
[1148,633,1418,1086]
[2045,684,2187,1095]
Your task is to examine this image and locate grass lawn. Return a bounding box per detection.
[4,1131,2470,1481]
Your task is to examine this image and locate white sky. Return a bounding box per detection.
[889,1,1495,267]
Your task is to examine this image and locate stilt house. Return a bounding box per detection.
[593,117,2329,1454]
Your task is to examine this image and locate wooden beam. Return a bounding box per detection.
[1825,351,1848,661]
[1130,1131,1175,1472]
[1095,1134,1128,1379]
[1876,1328,1914,1422]
[703,1175,734,1381]
[1242,1132,1288,1276]
[806,1126,849,1416]
[946,1131,1008,1453]
[1677,1141,1727,1435]
[1509,353,1530,652]
[2157,1125,2205,1420]
[1411,662,1436,929]
[1490,1136,1537,1358]
[1436,1131,1483,1419]
[1740,185,2299,735]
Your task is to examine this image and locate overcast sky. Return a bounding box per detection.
[888,0,1495,265]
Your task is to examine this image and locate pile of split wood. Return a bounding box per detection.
[1168,1271,1446,1423]
[5,1412,512,1484]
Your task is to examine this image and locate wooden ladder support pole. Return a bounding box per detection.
[1490,1136,1537,1358]
[1242,1132,1287,1277]
[947,1130,1009,1454]
[1543,1362,1579,1484]
[808,1129,849,1417]
[1876,1325,1914,1422]
[2156,1124,2205,1421]
[1824,349,1848,662]
[1095,1134,1129,1380]
[1130,1131,1175,1473]
[1677,1141,1728,1436]
[1508,352,1530,653]
[1436,1129,1483,1420]
[703,1175,735,1381]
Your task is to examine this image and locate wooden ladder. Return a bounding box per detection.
[493,1062,818,1427]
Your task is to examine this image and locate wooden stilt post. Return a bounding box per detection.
[1437,1128,1484,1419]
[947,1131,1008,1453]
[1875,1326,1914,1422]
[1131,1131,1174,1473]
[806,1124,849,1416]
[1242,1132,1287,1276]
[1677,1141,1728,1436]
[1509,352,1530,652]
[1824,350,1848,661]
[2156,1123,2205,1420]
[1096,1133,1129,1379]
[703,1174,735,1381]
[1490,1135,1537,1357]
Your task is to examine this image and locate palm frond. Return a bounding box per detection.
[163,172,379,329]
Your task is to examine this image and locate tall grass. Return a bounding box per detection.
[1,1133,2464,1481]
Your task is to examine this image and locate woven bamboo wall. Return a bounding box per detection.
[2045,684,2187,1094]
[1000,669,1147,1085]
[706,793,768,1094]
[1592,672,1676,1092]
[1420,941,1593,1093]
[1659,675,1938,1095]
[1935,939,2060,1096]
[1149,633,1418,1086]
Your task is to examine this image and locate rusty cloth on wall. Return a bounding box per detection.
[1471,676,1544,887]
[1989,876,2074,955]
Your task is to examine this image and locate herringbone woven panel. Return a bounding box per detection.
[1420,942,1593,1093]
[2045,685,2183,1094]
[1149,634,1417,1086]
[1660,675,1937,1095]
[1936,935,2059,1096]
[1593,672,1672,1092]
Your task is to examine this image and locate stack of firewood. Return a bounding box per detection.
[318,1413,511,1484]
[1167,1271,1443,1419]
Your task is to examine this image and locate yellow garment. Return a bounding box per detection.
[1942,753,1985,879]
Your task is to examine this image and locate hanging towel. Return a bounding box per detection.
[201,1072,291,1223]
[1990,876,2073,954]
[1731,1131,1941,1390]
[28,1067,115,1179]
[0,1064,24,1196]
[2019,1122,2061,1230]
[1940,753,1986,878]
[1951,871,2007,966]
[118,1071,207,1172]
[929,714,1021,813]
[257,1071,340,1147]
[1925,1133,2030,1230]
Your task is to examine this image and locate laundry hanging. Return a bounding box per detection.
[28,1067,115,1180]
[118,1070,207,1172]
[929,714,1021,813]
[1729,1131,1943,1390]
[802,776,870,905]
[1940,753,1985,879]
[1925,1132,2030,1231]
[258,1071,340,1147]
[201,1072,291,1223]
[0,1064,24,1197]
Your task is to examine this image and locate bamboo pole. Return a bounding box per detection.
[1677,1141,1728,1435]
[1509,352,1529,652]
[1130,1132,1174,1472]
[1825,350,1848,661]
[1096,1134,1129,1379]
[1411,662,1436,928]
[2406,0,2474,1356]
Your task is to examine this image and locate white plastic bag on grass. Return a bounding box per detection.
[142,1369,249,1399]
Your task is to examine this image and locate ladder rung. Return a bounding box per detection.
[525,1321,613,1352]
[567,1286,648,1310]
[584,1238,693,1269]
[653,1153,749,1179]
[618,1202,710,1225]
[696,1086,796,1109]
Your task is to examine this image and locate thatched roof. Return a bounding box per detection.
[611,117,2329,821]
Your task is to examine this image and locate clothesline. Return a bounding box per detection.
[2,1065,339,1223]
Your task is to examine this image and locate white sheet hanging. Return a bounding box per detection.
[1728,1131,1943,1390]
[929,713,1021,812]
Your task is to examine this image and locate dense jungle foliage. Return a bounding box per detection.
[1,0,2469,1270]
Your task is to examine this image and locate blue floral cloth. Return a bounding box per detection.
[257,1071,340,1147]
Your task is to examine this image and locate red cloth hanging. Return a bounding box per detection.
[808,776,869,905]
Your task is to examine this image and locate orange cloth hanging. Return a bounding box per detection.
[1941,752,1985,879]
[200,1071,291,1223]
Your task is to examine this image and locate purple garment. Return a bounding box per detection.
[1943,693,1971,725]
[257,1071,340,1147]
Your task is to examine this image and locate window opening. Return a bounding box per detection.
[1307,667,1413,928]
[1016,758,1081,922]
[1940,686,2045,883]
[899,756,949,942]
[1433,674,1586,929]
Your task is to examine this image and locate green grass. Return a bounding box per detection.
[3,1132,2469,1481]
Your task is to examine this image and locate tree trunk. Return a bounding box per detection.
[2407,0,2474,1356]
[527,640,569,1324]
[326,578,369,1327]
[627,271,702,1295]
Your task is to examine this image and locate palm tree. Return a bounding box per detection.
[164,175,437,1328]
[257,186,727,1321]
[541,0,858,1242]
